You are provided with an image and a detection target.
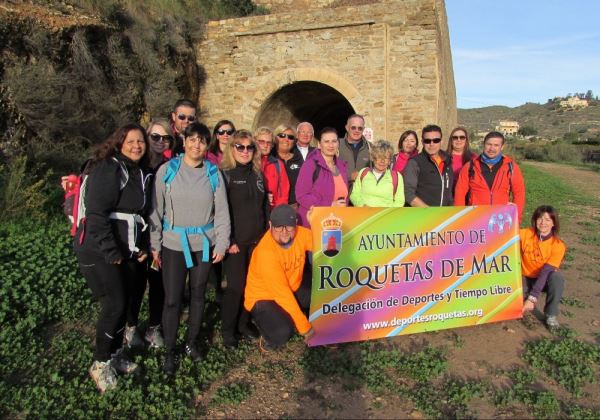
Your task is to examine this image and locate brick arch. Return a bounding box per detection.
[250,67,366,130]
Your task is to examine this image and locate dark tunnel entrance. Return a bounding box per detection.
[254,81,355,138]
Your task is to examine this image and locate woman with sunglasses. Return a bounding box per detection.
[392,130,419,174]
[219,130,267,348]
[273,124,304,209]
[446,126,476,190]
[296,127,348,227]
[255,126,290,208]
[74,123,152,392]
[207,120,236,165]
[119,119,175,351]
[150,122,230,375]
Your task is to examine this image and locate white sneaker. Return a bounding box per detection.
[144,325,165,349]
[546,315,560,329]
[123,325,144,349]
[89,360,118,393]
[110,348,139,375]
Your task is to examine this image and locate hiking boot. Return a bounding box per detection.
[89,360,118,393]
[239,324,259,341]
[546,315,560,329]
[163,351,176,376]
[145,325,165,349]
[185,343,202,362]
[110,348,139,375]
[123,325,144,349]
[259,336,275,353]
[222,334,239,350]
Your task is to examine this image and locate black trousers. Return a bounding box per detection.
[78,254,145,361]
[161,247,211,351]
[251,265,312,349]
[221,243,255,339]
[522,272,565,316]
[123,258,149,327]
[146,265,165,327]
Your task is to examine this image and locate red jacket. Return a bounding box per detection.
[261,155,290,208]
[454,155,525,222]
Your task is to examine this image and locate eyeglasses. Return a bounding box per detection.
[272,225,295,233]
[186,136,206,144]
[423,138,442,145]
[233,143,256,152]
[277,133,296,140]
[149,133,174,143]
[350,126,364,131]
[451,135,467,141]
[257,139,273,146]
[177,114,196,122]
[217,129,235,136]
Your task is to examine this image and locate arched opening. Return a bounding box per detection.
[254,81,354,137]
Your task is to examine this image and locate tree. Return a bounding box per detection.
[585,90,594,100]
[518,126,538,136]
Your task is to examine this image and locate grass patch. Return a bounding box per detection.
[522,329,600,396]
[211,382,252,406]
[560,296,586,308]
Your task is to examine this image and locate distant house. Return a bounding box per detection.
[559,96,589,109]
[495,121,519,136]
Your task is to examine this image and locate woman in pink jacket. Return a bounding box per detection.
[392,130,419,174]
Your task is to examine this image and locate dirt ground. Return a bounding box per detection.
[199,161,600,419]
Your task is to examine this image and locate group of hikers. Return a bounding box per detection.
[65,98,567,393]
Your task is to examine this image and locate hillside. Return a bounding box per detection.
[458,101,600,140]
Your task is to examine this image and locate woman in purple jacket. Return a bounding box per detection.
[296,127,349,227]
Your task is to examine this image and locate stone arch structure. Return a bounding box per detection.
[198,0,456,144]
[250,67,364,135]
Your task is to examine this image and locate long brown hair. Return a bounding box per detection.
[93,123,149,167]
[447,126,473,164]
[531,205,560,236]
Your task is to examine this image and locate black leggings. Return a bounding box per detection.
[221,243,255,338]
[78,254,145,361]
[146,266,165,327]
[251,266,312,349]
[161,247,212,351]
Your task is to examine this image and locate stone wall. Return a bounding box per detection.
[198,0,456,144]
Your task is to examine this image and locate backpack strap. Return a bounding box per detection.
[205,160,219,193]
[507,161,513,193]
[312,161,321,184]
[359,167,371,183]
[390,169,399,200]
[163,154,183,188]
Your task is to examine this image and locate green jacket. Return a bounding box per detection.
[349,167,405,207]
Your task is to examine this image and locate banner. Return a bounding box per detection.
[307,205,523,347]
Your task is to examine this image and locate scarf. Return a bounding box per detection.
[480,153,502,166]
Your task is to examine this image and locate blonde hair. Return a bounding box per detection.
[146,118,174,137]
[254,126,274,143]
[220,129,262,174]
[370,139,394,161]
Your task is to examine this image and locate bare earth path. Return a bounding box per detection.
[199,161,600,419]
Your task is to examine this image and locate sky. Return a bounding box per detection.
[445,0,600,109]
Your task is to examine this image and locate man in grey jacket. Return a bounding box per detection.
[338,114,371,187]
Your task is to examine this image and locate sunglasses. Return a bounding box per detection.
[277,133,296,140]
[452,135,467,141]
[149,133,174,143]
[273,225,295,233]
[217,128,235,136]
[233,143,256,152]
[350,126,364,131]
[423,138,442,145]
[177,114,196,122]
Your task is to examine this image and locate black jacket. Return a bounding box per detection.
[403,151,453,206]
[74,154,152,262]
[223,162,268,246]
[276,147,304,205]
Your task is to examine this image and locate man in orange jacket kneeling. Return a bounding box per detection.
[244,204,314,351]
